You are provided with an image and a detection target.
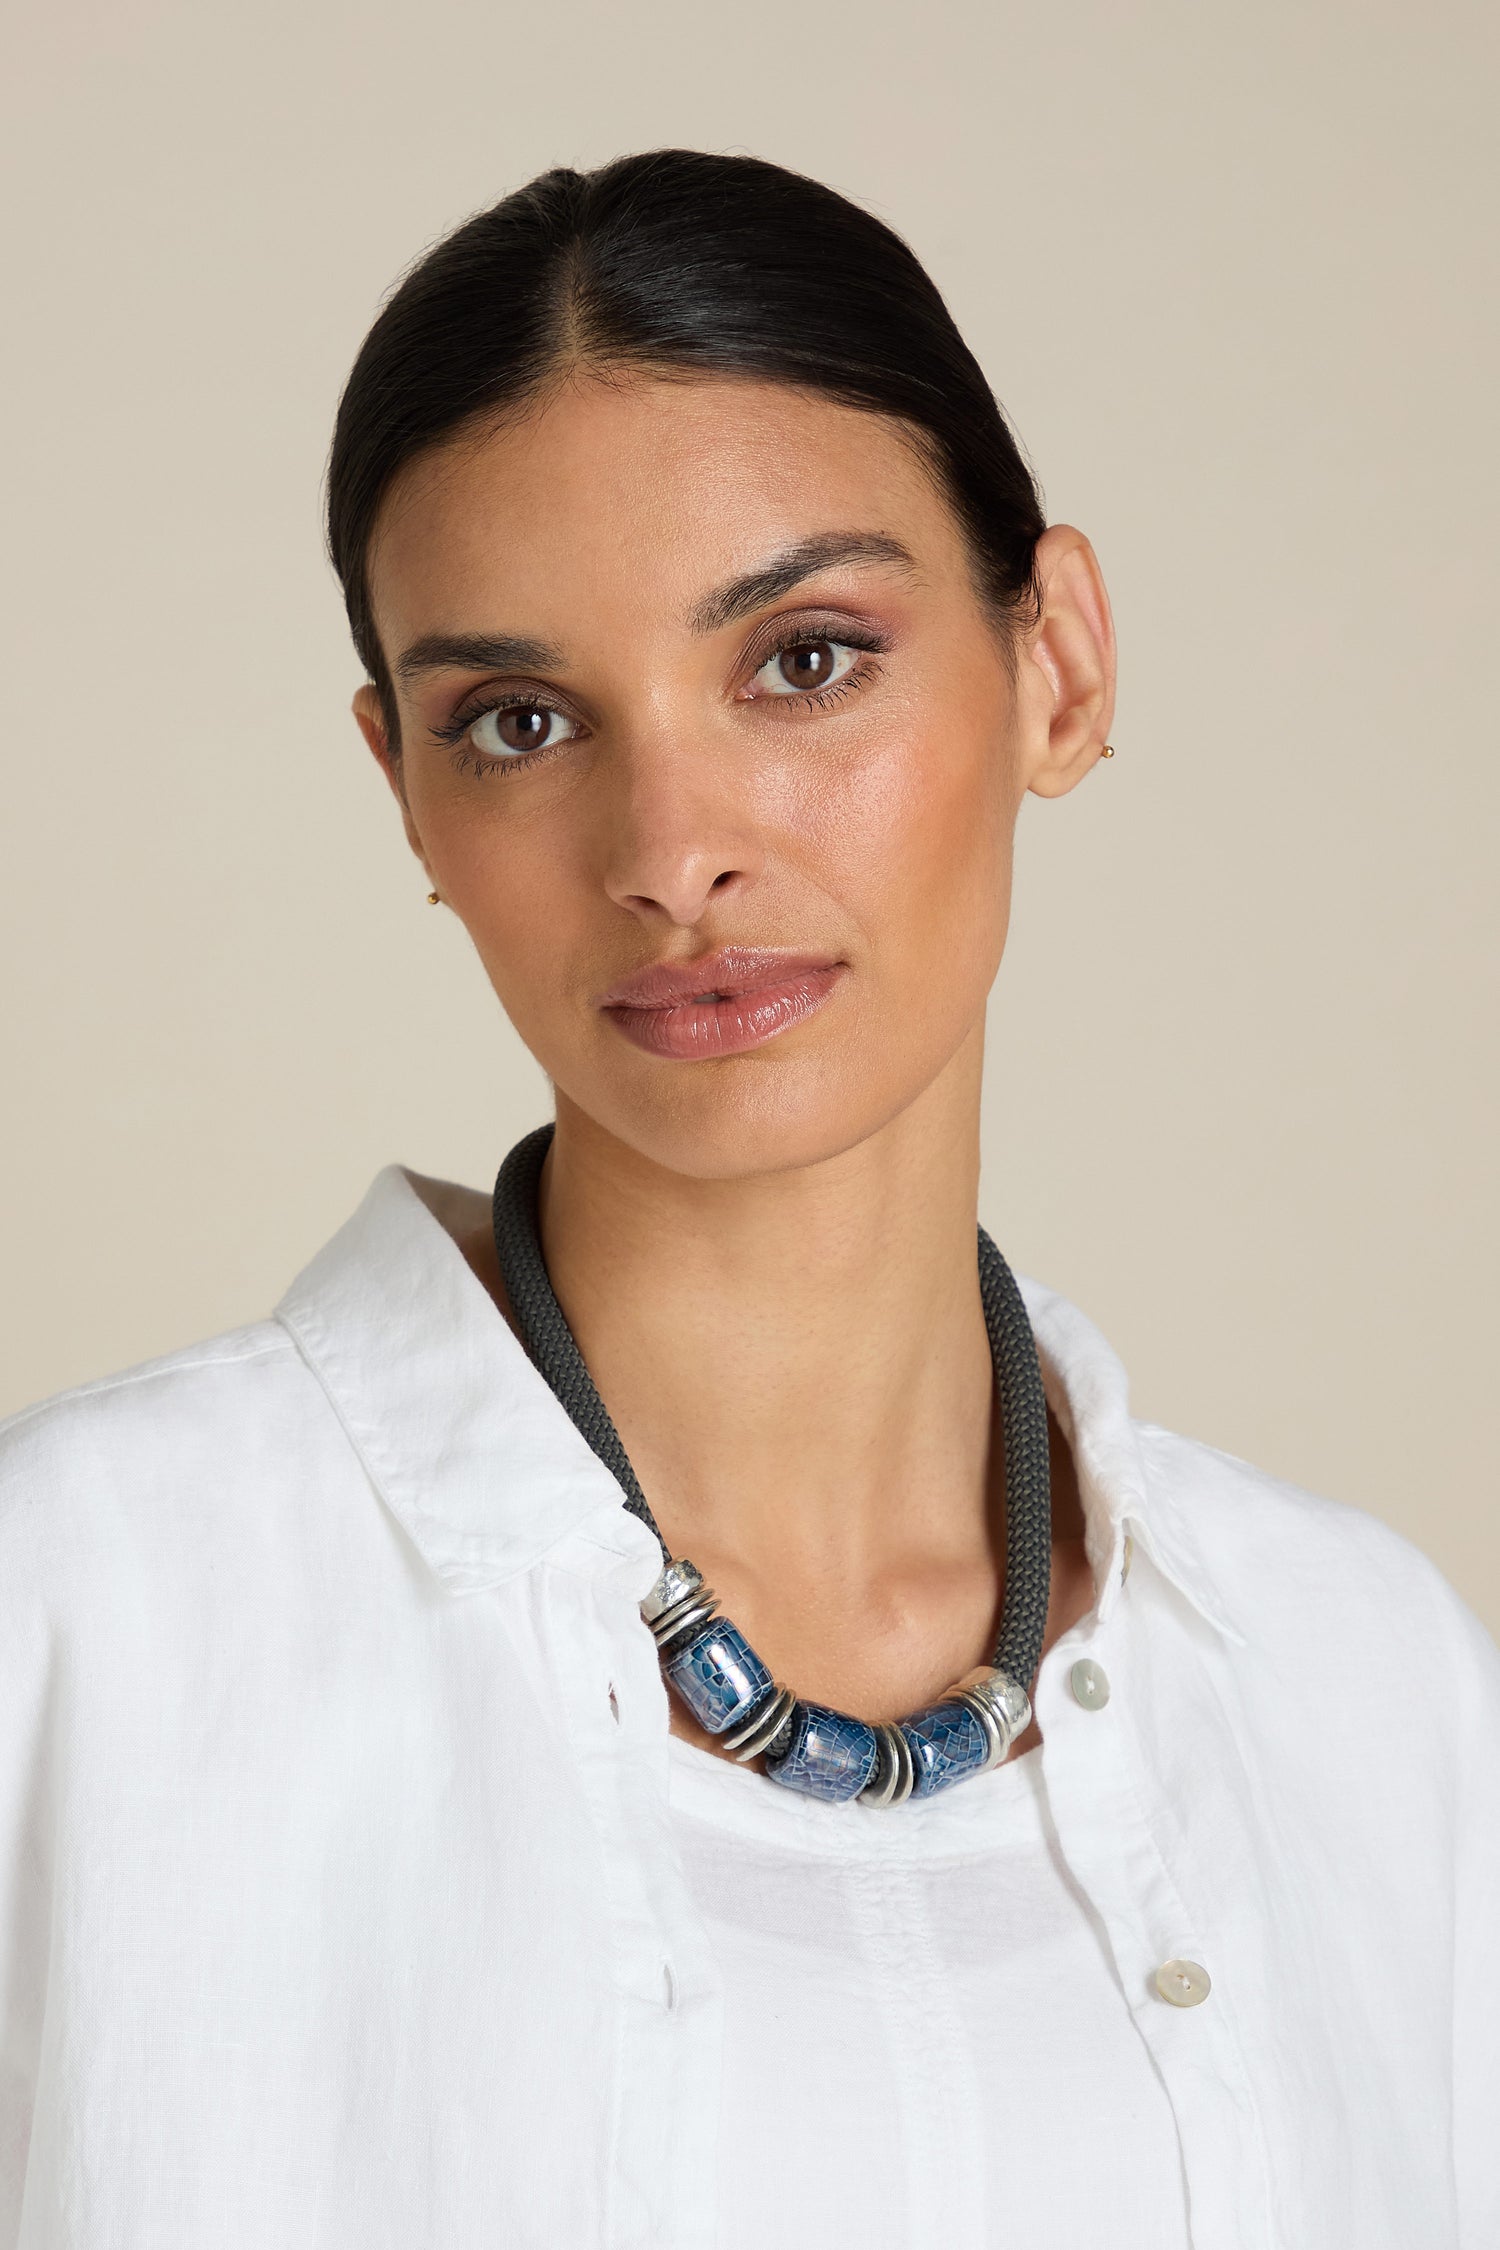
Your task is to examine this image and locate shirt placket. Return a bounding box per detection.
[542,1519,725,2250]
[1035,1593,1276,2250]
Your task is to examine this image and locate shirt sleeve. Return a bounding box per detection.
[1442,1574,1500,2246]
[0,1461,50,2245]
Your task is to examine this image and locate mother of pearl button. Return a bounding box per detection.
[1069,1658,1111,1710]
[1154,1958,1212,2007]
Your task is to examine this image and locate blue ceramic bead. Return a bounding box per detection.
[902,1700,991,1797]
[665,1621,773,1736]
[763,1702,878,1802]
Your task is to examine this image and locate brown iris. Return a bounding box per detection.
[775,640,839,689]
[495,706,553,751]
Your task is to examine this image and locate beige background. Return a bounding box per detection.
[2,0,1496,1633]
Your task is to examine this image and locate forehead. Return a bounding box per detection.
[366,373,971,646]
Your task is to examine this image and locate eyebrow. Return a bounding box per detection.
[389,531,919,689]
[393,631,564,686]
[686,532,920,634]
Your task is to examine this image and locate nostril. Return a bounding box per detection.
[605,848,753,925]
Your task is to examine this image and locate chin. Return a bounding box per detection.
[557,1030,957,1185]
[620,1111,890,1184]
[592,1084,887,1184]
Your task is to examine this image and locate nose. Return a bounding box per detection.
[601,745,764,928]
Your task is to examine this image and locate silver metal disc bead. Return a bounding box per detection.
[950,1690,1009,1770]
[860,1722,916,1808]
[720,1683,797,1763]
[649,1594,719,1651]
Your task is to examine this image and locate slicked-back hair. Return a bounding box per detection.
[327,149,1046,742]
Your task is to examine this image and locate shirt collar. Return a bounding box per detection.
[1021,1278,1244,1644]
[275,1163,659,1598]
[276,1163,1241,1643]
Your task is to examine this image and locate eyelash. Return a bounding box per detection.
[430,696,575,782]
[746,619,888,705]
[429,695,552,751]
[429,619,889,780]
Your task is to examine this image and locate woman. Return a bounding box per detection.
[1,149,1495,2249]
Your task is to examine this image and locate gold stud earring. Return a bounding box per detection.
[426,889,441,906]
[1100,744,1116,759]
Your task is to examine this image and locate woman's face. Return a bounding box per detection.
[356,374,1112,1180]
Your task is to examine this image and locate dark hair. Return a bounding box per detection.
[327,149,1045,739]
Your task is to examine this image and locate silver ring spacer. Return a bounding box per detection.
[951,1690,1009,1770]
[642,1559,722,1648]
[649,1593,719,1650]
[861,1722,915,1808]
[721,1683,796,1763]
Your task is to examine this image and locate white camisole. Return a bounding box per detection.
[668,1731,1194,2248]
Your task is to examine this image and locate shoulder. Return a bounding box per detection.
[1137,1418,1500,1713]
[0,1322,330,1606]
[0,1320,304,1478]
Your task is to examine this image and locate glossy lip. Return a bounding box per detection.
[597,946,846,1060]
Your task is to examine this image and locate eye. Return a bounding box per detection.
[750,638,862,698]
[468,702,580,758]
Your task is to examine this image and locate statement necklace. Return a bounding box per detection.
[492,1124,1052,1807]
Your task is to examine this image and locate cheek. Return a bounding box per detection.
[408,773,589,1023]
[786,698,1015,985]
[478,864,589,1042]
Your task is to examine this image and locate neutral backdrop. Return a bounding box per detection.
[3,0,1496,1634]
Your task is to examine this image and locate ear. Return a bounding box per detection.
[1015,526,1117,800]
[352,682,432,875]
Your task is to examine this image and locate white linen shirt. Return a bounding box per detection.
[1,1163,1497,2249]
[667,1726,1197,2247]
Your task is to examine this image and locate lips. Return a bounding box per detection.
[597,947,845,1060]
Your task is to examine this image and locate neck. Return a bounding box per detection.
[463,1023,1096,1727]
[539,1029,994,1583]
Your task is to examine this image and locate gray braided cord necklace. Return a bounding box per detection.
[492,1123,1052,1806]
